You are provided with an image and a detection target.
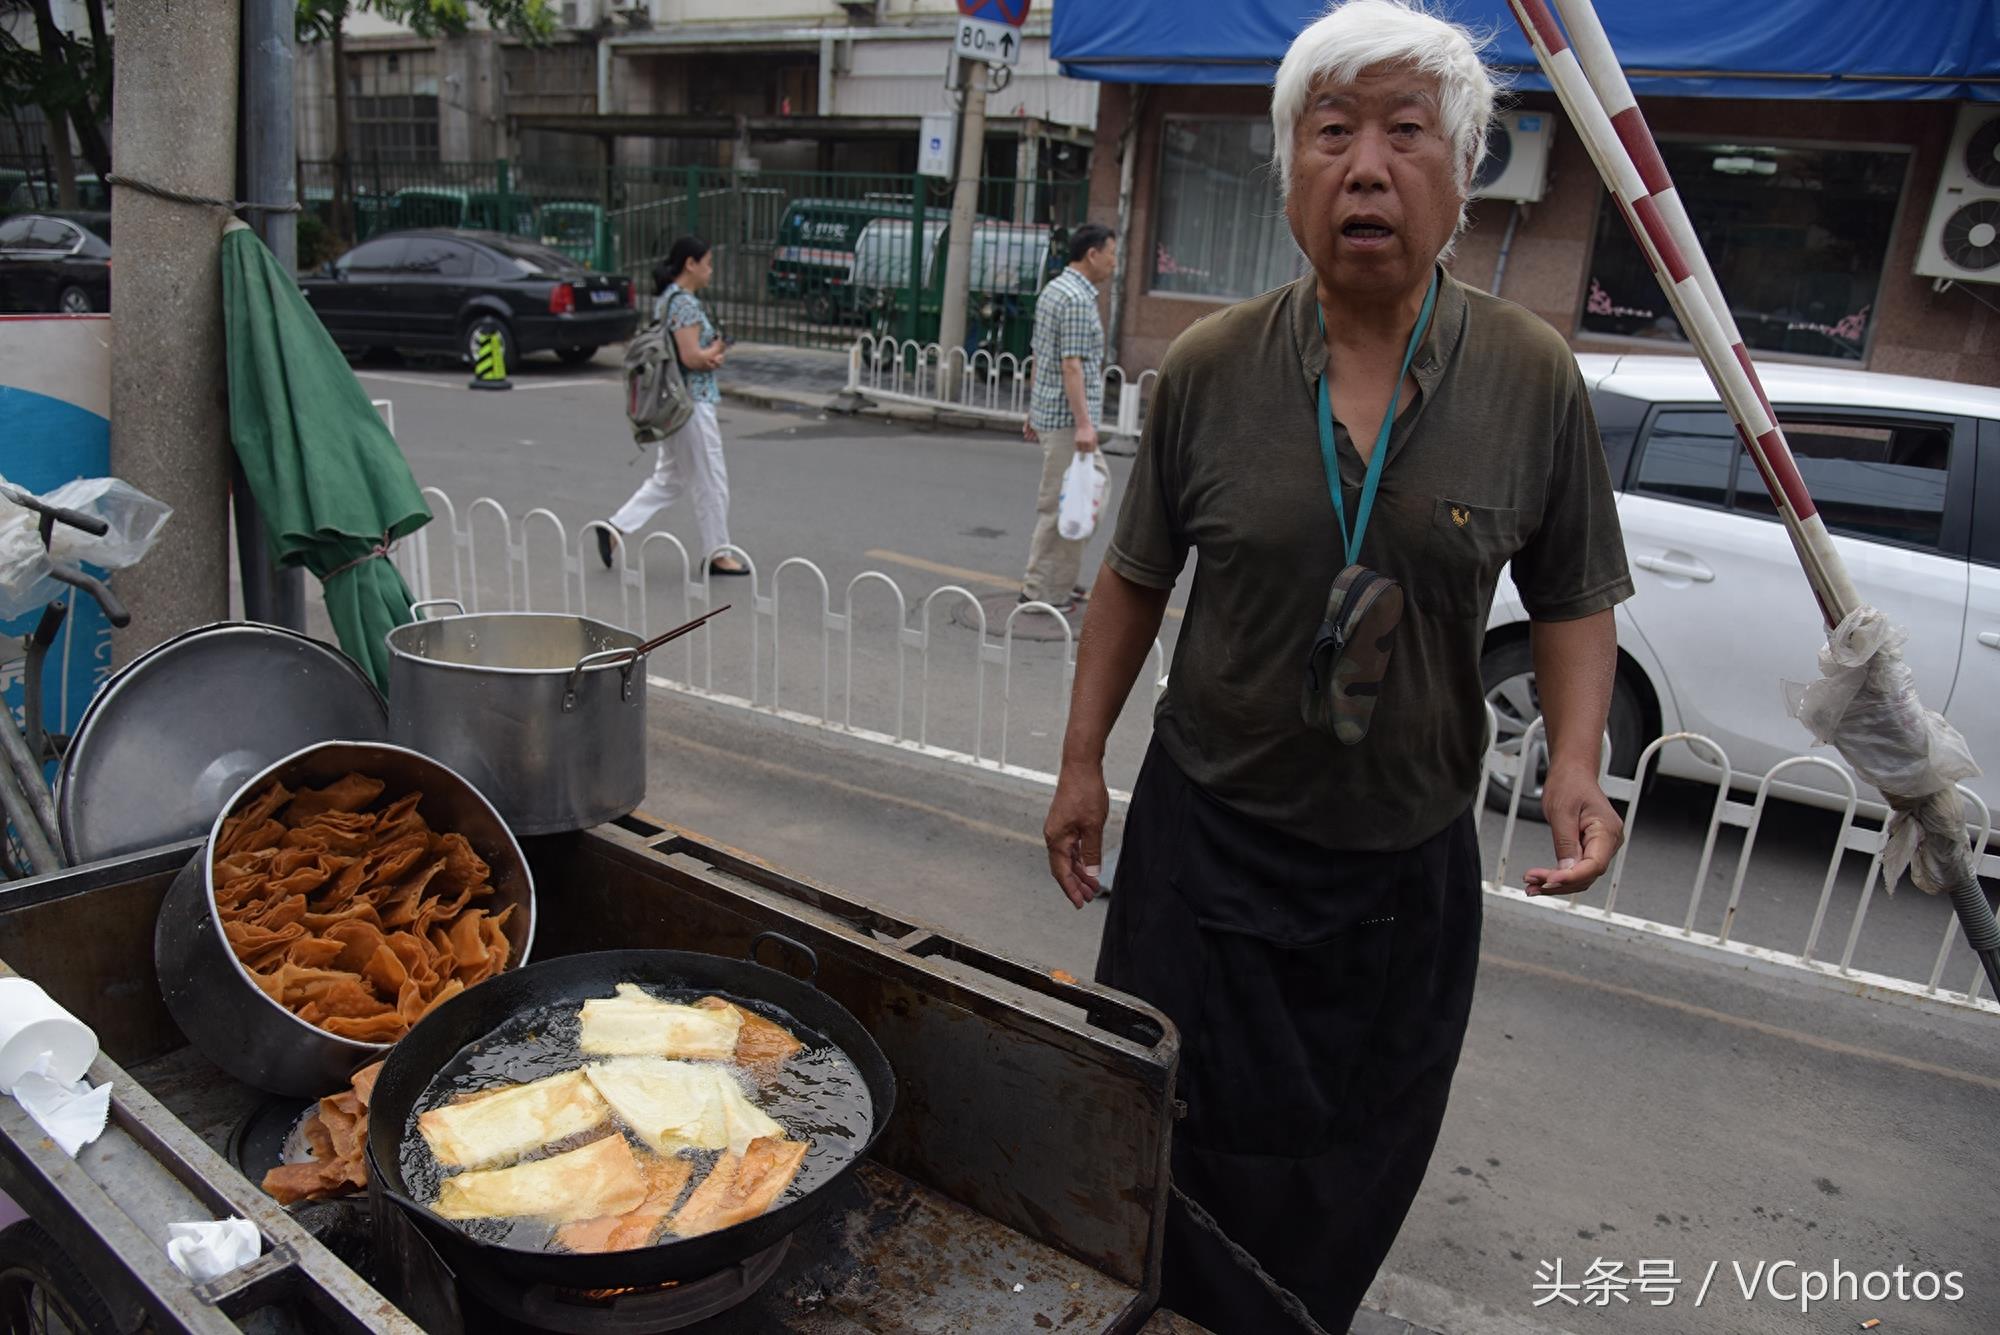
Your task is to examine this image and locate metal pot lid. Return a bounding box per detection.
[56,621,389,864]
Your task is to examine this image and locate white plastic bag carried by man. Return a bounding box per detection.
[1056,451,1107,541]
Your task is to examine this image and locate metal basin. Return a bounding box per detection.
[384,604,647,836]
[153,740,535,1098]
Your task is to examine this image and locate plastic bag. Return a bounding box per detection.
[0,485,57,621]
[1056,450,1108,542]
[0,476,172,622]
[1785,605,1981,894]
[41,477,173,571]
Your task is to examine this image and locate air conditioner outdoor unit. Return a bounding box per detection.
[1471,110,1553,203]
[1915,105,2000,284]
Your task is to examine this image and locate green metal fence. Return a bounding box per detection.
[298,160,1090,353]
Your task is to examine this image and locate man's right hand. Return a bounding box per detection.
[1074,421,1099,452]
[1044,761,1108,909]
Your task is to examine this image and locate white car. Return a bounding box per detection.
[1485,354,1999,846]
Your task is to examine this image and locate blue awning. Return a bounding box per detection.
[1051,1,2000,101]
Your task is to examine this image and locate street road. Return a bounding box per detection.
[338,352,2000,1333]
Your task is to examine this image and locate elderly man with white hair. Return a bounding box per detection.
[1042,1,1633,1328]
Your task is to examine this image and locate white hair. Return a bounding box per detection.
[1271,0,1498,199]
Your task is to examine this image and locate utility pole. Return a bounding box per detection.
[238,0,307,631]
[936,56,988,399]
[108,0,240,663]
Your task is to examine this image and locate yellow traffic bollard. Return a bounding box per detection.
[468,329,513,391]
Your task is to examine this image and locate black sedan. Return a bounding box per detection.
[0,212,111,313]
[299,229,638,368]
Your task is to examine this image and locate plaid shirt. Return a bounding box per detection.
[1029,267,1105,430]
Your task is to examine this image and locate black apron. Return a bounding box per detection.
[1097,740,1483,1334]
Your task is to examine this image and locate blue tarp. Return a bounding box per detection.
[1051,0,2000,101]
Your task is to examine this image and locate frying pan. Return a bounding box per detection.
[365,941,895,1290]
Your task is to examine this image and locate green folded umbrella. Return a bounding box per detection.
[221,220,431,692]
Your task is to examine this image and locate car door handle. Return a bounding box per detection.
[1633,554,1715,583]
[1980,632,2000,650]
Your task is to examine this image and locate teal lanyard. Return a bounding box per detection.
[1316,270,1439,567]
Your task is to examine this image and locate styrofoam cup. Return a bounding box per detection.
[0,977,98,1089]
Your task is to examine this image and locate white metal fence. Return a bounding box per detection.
[393,488,1999,1018]
[845,336,1158,439]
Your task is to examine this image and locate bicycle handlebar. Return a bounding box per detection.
[0,483,110,539]
[46,562,130,628]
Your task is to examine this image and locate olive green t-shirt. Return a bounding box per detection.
[1105,269,1633,851]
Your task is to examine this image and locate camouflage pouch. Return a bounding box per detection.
[1302,563,1405,746]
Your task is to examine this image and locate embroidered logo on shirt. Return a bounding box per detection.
[1451,505,1471,528]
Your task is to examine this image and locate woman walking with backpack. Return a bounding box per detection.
[598,236,749,576]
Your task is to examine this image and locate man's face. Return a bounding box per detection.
[1285,65,1460,302]
[1082,238,1118,285]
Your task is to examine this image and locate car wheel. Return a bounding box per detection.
[56,285,92,314]
[462,314,515,372]
[1480,638,1646,823]
[804,291,837,325]
[0,1221,118,1334]
[555,345,597,366]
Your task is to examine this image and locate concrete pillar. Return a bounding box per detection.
[108,0,240,664]
[440,31,502,162]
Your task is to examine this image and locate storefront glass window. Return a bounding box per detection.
[1151,118,1306,300]
[1580,140,1907,362]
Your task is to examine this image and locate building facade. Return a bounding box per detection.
[1057,1,2000,386]
[295,1,1099,181]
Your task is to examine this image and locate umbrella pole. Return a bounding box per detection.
[1509,0,2000,998]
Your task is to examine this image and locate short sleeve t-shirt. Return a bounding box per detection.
[1106,269,1633,851]
[656,283,720,405]
[1029,267,1105,430]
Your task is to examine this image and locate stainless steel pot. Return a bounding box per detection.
[383,602,647,836]
[154,740,535,1098]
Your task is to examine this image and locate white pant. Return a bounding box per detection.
[609,402,731,562]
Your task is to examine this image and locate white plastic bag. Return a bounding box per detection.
[1785,605,1981,893]
[41,476,173,571]
[0,475,171,621]
[1056,450,1107,542]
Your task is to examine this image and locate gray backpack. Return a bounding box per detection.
[623,292,695,444]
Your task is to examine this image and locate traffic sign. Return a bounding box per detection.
[957,0,1030,24]
[918,113,956,177]
[954,14,1021,67]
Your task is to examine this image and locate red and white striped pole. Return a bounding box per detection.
[1505,0,2000,998]
[1505,0,1859,628]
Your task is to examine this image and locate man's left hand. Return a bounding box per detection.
[1524,760,1623,895]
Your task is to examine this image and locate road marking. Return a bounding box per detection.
[1481,951,2000,1092]
[354,370,457,389]
[355,369,620,391]
[864,548,1184,620]
[669,732,1046,848]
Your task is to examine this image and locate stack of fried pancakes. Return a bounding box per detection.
[213,773,515,1044]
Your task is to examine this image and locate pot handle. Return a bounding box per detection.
[409,598,466,621]
[564,647,641,712]
[749,930,820,986]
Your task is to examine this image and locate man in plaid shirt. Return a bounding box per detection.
[1020,222,1117,615]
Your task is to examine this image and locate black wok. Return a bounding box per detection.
[365,940,895,1290]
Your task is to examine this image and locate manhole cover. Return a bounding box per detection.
[949,590,1083,642]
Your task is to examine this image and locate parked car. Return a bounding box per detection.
[1485,354,2000,836]
[298,228,638,368]
[1,174,110,214]
[867,220,1053,360]
[535,200,616,272]
[0,212,111,313]
[766,196,923,325]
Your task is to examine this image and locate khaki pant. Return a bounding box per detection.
[1021,435,1109,603]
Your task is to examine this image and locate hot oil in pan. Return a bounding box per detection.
[399,989,873,1251]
